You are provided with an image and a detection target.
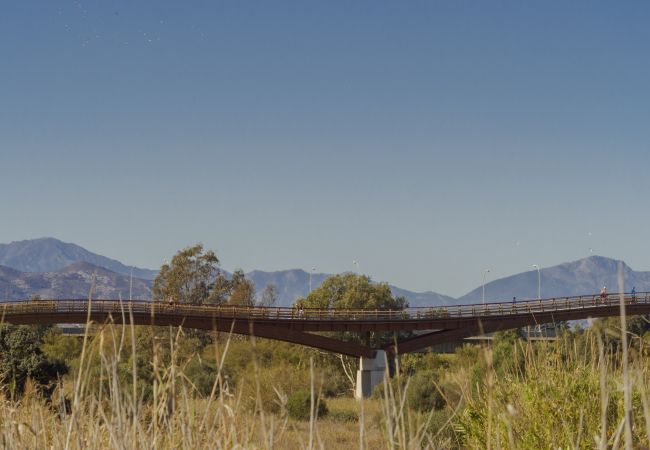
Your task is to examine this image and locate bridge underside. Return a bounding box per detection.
[4,312,376,357]
[4,302,647,358]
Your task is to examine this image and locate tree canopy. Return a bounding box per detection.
[295,273,408,348]
[295,273,407,311]
[152,244,256,306]
[152,244,220,303]
[0,324,67,396]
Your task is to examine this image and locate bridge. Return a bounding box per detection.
[1,293,645,397]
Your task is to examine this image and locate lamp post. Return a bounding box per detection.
[309,267,316,293]
[129,266,133,301]
[482,269,490,305]
[532,264,541,300]
[353,260,361,292]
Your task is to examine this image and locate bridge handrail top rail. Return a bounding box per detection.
[0,291,646,313]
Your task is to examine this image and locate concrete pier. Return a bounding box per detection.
[355,350,386,399]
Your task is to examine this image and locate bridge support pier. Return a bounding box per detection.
[355,350,386,399]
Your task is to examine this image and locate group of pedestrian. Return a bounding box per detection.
[508,285,638,307]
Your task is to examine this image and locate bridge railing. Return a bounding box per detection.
[1,292,649,322]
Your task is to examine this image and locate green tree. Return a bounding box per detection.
[296,273,407,311]
[41,327,84,368]
[153,244,229,304]
[295,273,408,347]
[0,324,67,396]
[153,245,257,306]
[227,270,256,306]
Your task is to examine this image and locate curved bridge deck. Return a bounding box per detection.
[1,293,646,357]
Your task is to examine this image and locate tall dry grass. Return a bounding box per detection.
[0,315,440,450]
[4,311,650,448]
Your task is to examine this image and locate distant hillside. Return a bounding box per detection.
[245,269,455,307]
[389,286,456,307]
[0,236,456,306]
[246,269,328,306]
[0,262,151,300]
[3,239,643,308]
[457,255,648,304]
[0,238,158,280]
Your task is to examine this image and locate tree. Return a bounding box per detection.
[41,327,84,369]
[0,324,67,396]
[228,270,256,306]
[296,273,407,311]
[152,244,225,304]
[153,245,257,307]
[258,283,279,307]
[295,273,408,347]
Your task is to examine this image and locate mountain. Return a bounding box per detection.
[246,269,328,307]
[1,239,640,308]
[0,262,151,301]
[457,255,649,304]
[0,239,454,306]
[245,269,455,307]
[0,238,158,280]
[389,286,456,307]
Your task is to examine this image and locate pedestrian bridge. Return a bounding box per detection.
[1,293,645,358]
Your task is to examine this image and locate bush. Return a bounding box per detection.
[184,357,219,396]
[287,390,328,420]
[329,409,358,422]
[406,370,446,412]
[372,370,453,413]
[0,324,68,396]
[237,363,312,413]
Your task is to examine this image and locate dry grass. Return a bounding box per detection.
[4,312,650,448]
[0,319,440,450]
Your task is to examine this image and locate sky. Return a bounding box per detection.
[2,1,650,297]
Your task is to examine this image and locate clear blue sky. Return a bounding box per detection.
[2,1,650,297]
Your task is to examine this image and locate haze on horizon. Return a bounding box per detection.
[3,2,650,297]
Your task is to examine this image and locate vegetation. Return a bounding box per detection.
[296,273,407,311]
[152,244,256,305]
[0,324,67,397]
[2,306,650,448]
[287,390,328,421]
[296,273,408,348]
[3,244,650,448]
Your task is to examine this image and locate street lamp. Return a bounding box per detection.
[532,264,542,336]
[482,269,490,305]
[309,267,316,293]
[353,260,361,292]
[532,264,541,300]
[129,266,134,301]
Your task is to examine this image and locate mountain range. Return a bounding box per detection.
[0,262,151,300]
[459,256,648,303]
[0,238,157,279]
[0,238,644,307]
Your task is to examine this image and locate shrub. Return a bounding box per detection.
[0,324,68,396]
[406,370,446,412]
[184,357,219,396]
[373,370,448,412]
[329,409,358,422]
[287,390,328,420]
